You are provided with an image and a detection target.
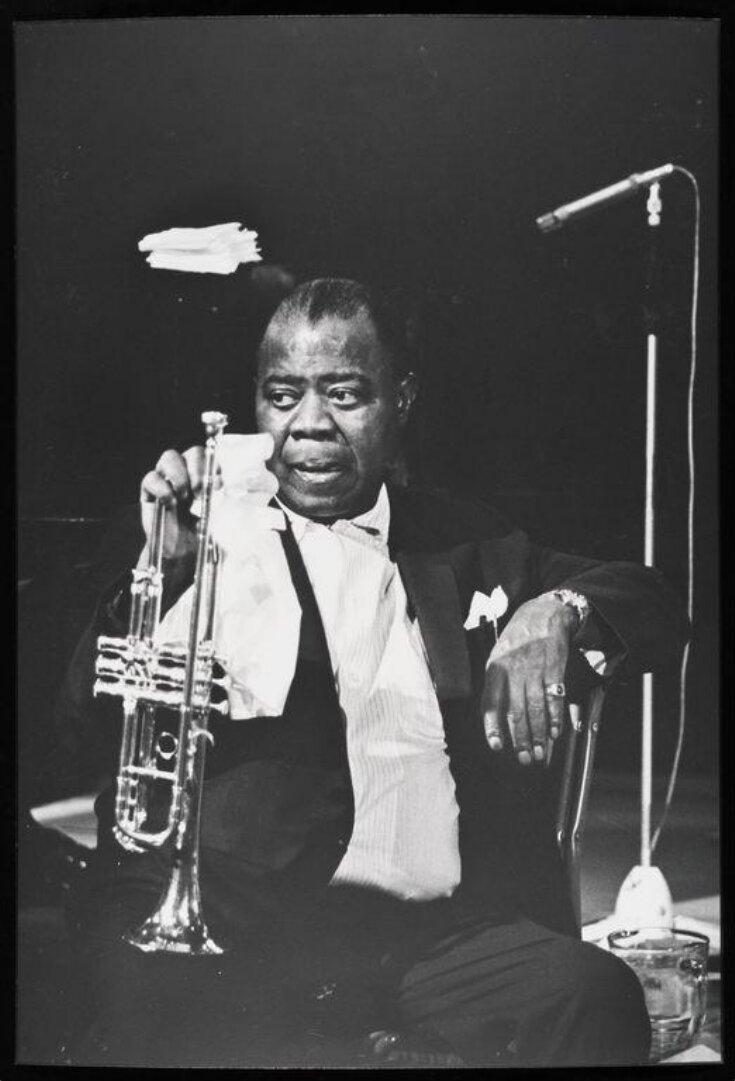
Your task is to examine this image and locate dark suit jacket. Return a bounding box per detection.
[55,484,689,938]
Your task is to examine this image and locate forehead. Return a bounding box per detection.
[259,313,388,377]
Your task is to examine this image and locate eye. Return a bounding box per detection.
[328,387,362,407]
[267,388,300,409]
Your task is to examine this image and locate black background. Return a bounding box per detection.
[16,16,718,776]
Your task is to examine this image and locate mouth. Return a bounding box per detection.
[284,460,351,491]
[288,458,346,473]
[291,465,344,484]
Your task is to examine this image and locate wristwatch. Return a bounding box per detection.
[552,588,592,631]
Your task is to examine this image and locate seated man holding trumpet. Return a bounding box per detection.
[62,276,689,1067]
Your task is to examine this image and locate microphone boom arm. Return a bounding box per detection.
[536,164,674,232]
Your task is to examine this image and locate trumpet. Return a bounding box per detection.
[94,410,229,954]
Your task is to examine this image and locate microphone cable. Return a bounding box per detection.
[650,165,701,855]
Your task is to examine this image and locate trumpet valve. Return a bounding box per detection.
[94,636,230,715]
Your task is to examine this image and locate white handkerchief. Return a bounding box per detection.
[155,517,301,719]
[464,586,508,631]
[214,531,302,718]
[209,498,285,559]
[156,429,302,718]
[191,432,277,521]
[218,433,275,491]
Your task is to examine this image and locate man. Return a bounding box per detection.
[62,277,688,1068]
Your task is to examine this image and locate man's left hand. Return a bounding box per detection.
[482,594,578,765]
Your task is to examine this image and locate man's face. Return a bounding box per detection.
[255,312,413,519]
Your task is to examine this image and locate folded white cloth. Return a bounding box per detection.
[189,432,278,520]
[156,433,302,718]
[139,222,248,252]
[138,222,261,275]
[146,250,240,275]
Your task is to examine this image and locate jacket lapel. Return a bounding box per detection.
[396,550,472,701]
[387,486,473,702]
[477,531,530,612]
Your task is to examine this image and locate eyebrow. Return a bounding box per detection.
[260,371,373,388]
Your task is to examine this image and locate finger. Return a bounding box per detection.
[507,676,532,765]
[526,680,549,763]
[140,473,179,555]
[155,449,191,501]
[181,446,206,496]
[140,469,177,505]
[544,627,569,742]
[544,683,565,742]
[482,661,508,751]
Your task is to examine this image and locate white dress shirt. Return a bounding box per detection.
[280,487,462,901]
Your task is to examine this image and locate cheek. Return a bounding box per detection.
[351,414,399,472]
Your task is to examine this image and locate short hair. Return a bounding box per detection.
[257,277,417,378]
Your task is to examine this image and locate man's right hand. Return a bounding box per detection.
[140,446,212,560]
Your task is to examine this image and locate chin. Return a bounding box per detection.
[278,476,368,520]
[281,490,355,519]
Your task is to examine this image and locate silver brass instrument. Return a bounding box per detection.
[93,410,229,954]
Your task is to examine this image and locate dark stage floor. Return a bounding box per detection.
[17,769,721,1066]
[581,771,719,925]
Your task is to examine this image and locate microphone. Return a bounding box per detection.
[536,163,675,233]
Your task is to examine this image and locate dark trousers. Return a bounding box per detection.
[67,869,651,1069]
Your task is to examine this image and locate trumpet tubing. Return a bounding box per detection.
[94,409,229,954]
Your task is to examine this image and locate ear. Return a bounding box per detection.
[396,372,418,425]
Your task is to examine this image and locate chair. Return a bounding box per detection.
[555,685,606,934]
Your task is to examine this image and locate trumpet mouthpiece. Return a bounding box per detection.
[201,411,229,435]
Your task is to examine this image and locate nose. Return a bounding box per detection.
[289,390,337,440]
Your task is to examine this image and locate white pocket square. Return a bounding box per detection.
[464,586,509,631]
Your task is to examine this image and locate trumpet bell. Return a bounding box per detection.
[124,858,223,955]
[125,923,223,956]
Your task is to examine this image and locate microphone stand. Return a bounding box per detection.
[612,181,674,929]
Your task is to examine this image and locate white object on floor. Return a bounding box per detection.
[30,794,98,849]
[659,1043,721,1064]
[614,864,673,927]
